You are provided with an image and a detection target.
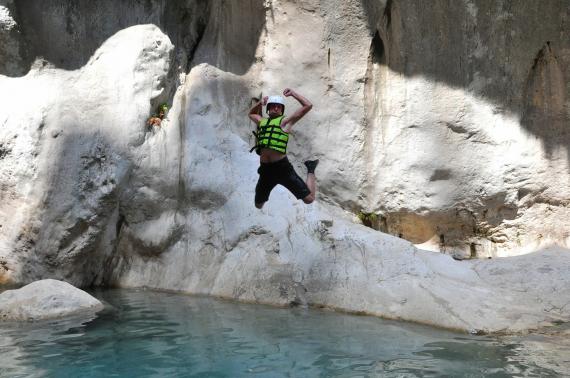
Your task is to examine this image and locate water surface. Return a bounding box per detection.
[0,289,568,377]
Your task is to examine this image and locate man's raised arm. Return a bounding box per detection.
[248,96,267,124]
[281,88,312,132]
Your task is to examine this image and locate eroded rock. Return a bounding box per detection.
[0,279,103,321]
[0,0,569,334]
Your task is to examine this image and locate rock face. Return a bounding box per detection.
[0,23,175,286]
[0,0,569,332]
[357,0,570,257]
[0,279,103,321]
[0,0,25,75]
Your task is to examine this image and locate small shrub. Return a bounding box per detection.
[357,211,378,227]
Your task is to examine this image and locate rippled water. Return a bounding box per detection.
[0,289,568,377]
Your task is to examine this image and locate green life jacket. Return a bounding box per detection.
[252,116,289,155]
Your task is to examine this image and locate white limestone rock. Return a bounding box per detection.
[0,279,103,321]
[108,62,570,333]
[0,24,174,286]
[252,0,570,258]
[1,0,569,334]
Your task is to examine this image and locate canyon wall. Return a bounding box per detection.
[0,0,569,332]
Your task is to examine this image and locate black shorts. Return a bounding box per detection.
[255,157,311,204]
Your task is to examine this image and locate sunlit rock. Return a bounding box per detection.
[0,24,174,286]
[0,279,103,321]
[0,0,569,333]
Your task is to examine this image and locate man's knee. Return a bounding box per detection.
[302,194,315,204]
[255,202,265,209]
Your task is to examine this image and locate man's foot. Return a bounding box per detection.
[304,159,319,174]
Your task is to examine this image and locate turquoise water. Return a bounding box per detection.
[0,289,566,377]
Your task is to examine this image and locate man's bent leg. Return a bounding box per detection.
[255,165,277,209]
[255,202,266,209]
[302,173,316,204]
[302,159,319,204]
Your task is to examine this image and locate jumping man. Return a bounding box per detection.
[248,88,319,209]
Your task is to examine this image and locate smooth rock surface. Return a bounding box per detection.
[0,23,174,286]
[0,0,569,333]
[0,279,103,321]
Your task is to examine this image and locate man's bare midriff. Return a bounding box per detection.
[259,148,286,163]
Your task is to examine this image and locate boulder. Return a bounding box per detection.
[0,279,103,321]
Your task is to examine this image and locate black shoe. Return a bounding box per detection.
[304,159,319,174]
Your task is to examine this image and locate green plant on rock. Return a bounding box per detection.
[357,211,378,227]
